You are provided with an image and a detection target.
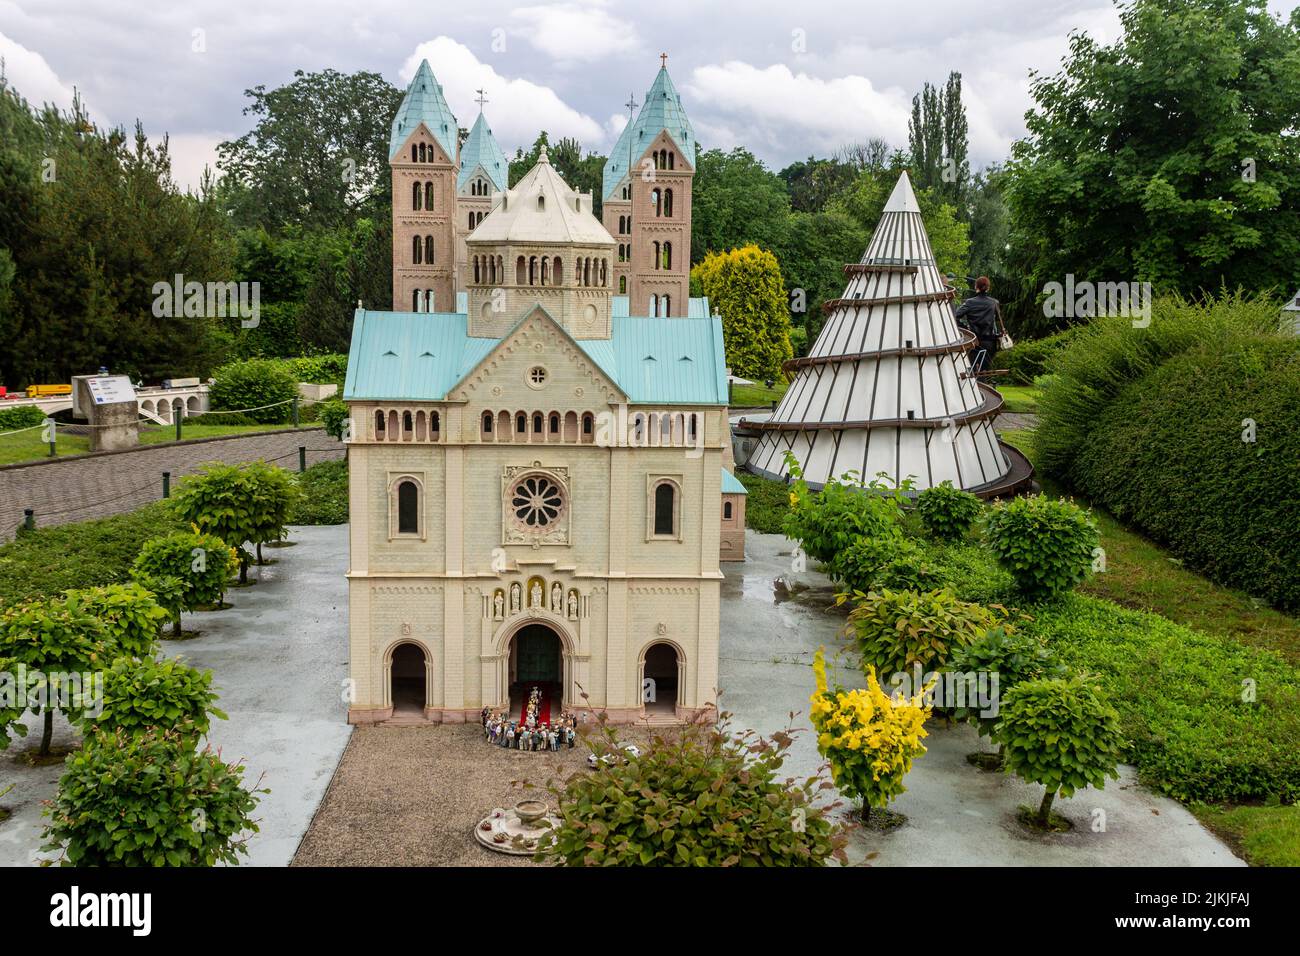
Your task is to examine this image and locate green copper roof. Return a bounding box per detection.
[457,112,508,193]
[721,469,748,494]
[603,66,696,201]
[389,60,459,161]
[343,306,727,405]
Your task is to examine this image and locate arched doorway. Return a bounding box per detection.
[508,624,563,722]
[642,642,681,718]
[390,643,427,715]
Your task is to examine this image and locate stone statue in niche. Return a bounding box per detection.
[530,581,542,607]
[551,582,562,611]
[493,590,504,620]
[567,590,578,620]
[510,583,521,613]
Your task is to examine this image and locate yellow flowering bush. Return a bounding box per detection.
[810,648,931,822]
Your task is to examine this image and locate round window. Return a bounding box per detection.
[527,366,548,388]
[511,474,564,528]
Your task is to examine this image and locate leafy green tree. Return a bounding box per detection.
[171,464,266,585]
[69,583,168,659]
[242,461,301,563]
[909,72,970,212]
[691,245,792,380]
[217,69,402,231]
[997,676,1123,828]
[839,588,1003,681]
[538,714,846,866]
[915,481,983,540]
[985,494,1100,601]
[946,627,1065,744]
[131,530,239,635]
[208,358,299,424]
[690,148,792,263]
[95,656,225,740]
[0,594,105,755]
[778,156,857,213]
[1003,0,1300,328]
[41,726,264,866]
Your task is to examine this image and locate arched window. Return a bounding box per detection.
[553,258,563,285]
[411,289,421,311]
[469,212,475,229]
[424,181,434,210]
[653,481,677,537]
[482,411,493,435]
[529,256,537,286]
[601,259,608,286]
[410,144,417,162]
[532,412,543,434]
[402,410,413,438]
[473,257,480,284]
[652,241,660,270]
[663,241,672,270]
[582,413,594,439]
[537,194,545,210]
[651,188,661,217]
[649,294,658,316]
[549,413,560,434]
[516,412,527,434]
[619,275,627,294]
[668,151,674,170]
[541,257,550,286]
[418,142,426,163]
[412,236,422,264]
[664,189,673,217]
[663,294,671,315]
[425,235,434,263]
[375,409,386,437]
[412,182,422,211]
[724,501,733,520]
[397,480,419,535]
[516,256,526,284]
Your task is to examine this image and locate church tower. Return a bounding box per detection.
[454,96,510,297]
[390,60,460,312]
[601,57,696,317]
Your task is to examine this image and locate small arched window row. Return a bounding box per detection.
[371,407,442,442]
[471,253,506,286]
[480,408,598,444]
[626,410,699,447]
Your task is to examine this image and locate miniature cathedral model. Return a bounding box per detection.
[742,171,1033,496]
[343,59,744,727]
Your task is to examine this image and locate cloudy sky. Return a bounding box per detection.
[0,0,1294,191]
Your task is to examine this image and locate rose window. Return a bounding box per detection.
[511,475,564,528]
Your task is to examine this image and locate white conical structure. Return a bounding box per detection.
[742,171,1032,496]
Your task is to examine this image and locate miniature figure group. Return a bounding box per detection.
[480,699,577,753]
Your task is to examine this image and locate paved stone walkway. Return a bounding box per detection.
[0,428,343,541]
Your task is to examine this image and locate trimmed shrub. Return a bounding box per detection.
[915,481,982,540]
[69,583,168,659]
[208,359,298,425]
[810,648,931,822]
[990,326,1082,384]
[0,404,48,430]
[171,462,291,583]
[828,535,942,594]
[1033,293,1281,478]
[985,494,1099,601]
[839,587,1002,681]
[996,675,1123,827]
[0,502,184,602]
[1071,338,1300,609]
[242,460,301,560]
[736,470,790,534]
[95,656,225,739]
[946,626,1065,739]
[537,715,846,866]
[41,727,264,866]
[1026,594,1300,803]
[317,398,350,440]
[924,540,1017,606]
[283,353,347,389]
[290,458,348,525]
[782,454,910,563]
[131,530,239,633]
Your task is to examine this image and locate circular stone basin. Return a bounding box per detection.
[474,806,562,857]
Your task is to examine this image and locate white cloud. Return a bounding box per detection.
[401,36,605,153]
[163,132,229,194]
[685,61,912,160]
[510,2,639,64]
[0,29,78,111]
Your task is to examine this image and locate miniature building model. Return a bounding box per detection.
[345,60,741,727]
[741,171,1033,497]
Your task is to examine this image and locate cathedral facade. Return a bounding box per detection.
[344,59,741,726]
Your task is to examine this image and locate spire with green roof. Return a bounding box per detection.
[389,59,459,162]
[457,111,509,193]
[602,61,696,201]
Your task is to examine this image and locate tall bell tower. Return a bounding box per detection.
[390,60,460,312]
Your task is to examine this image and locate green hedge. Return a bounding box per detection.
[991,326,1082,385]
[0,502,185,602]
[0,404,47,430]
[1028,595,1300,804]
[1072,338,1300,609]
[289,458,348,525]
[209,359,298,425]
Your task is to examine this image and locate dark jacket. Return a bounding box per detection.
[954,292,1002,340]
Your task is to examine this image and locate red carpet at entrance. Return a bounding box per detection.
[516,682,559,724]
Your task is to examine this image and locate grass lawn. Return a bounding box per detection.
[730,379,789,408]
[1192,804,1300,867]
[998,426,1300,867]
[0,422,299,466]
[997,385,1042,414]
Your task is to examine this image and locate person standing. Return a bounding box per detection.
[954,276,1004,374]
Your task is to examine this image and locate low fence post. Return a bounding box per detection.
[298,446,307,473]
[175,407,182,441]
[292,396,300,427]
[23,509,34,531]
[162,471,170,498]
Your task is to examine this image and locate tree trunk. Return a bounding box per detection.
[1037,788,1056,827]
[40,710,53,757]
[239,555,249,585]
[859,803,871,824]
[256,541,264,565]
[172,613,182,637]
